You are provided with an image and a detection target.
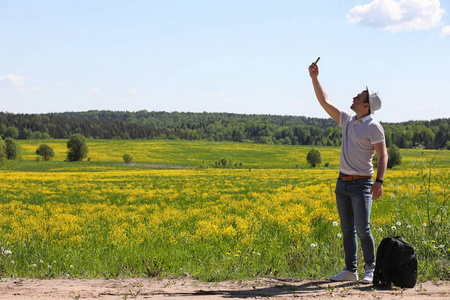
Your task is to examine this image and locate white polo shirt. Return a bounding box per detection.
[339,111,385,176]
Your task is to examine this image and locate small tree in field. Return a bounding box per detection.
[0,138,6,164]
[5,137,20,160]
[387,144,402,169]
[66,134,89,162]
[307,148,322,168]
[36,144,55,161]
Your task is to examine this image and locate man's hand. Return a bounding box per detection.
[309,62,319,79]
[371,182,383,200]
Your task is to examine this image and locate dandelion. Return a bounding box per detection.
[311,243,317,248]
[337,233,342,238]
[4,250,12,255]
[407,225,412,229]
[378,228,383,232]
[40,259,44,264]
[391,226,396,230]
[226,252,230,256]
[32,264,37,267]
[396,222,402,226]
[70,265,74,269]
[333,221,339,227]
[422,223,427,227]
[11,261,14,264]
[48,265,52,269]
[234,254,239,257]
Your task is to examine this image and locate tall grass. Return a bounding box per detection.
[0,140,448,281]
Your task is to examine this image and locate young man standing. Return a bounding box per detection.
[308,62,388,284]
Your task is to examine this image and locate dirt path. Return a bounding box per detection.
[0,277,448,299]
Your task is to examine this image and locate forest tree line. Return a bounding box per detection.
[0,110,448,149]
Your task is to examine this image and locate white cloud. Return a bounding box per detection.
[0,74,27,88]
[209,92,237,102]
[128,88,138,95]
[347,0,445,32]
[89,87,99,92]
[440,25,450,37]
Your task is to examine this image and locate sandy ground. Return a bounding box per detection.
[0,277,448,300]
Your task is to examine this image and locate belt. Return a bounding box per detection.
[339,172,372,181]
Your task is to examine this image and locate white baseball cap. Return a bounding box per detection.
[366,86,381,114]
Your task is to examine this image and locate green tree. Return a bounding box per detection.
[4,137,20,160]
[31,131,43,139]
[66,134,89,162]
[0,137,6,163]
[4,126,19,139]
[306,148,322,168]
[36,144,55,161]
[42,132,52,139]
[387,144,402,168]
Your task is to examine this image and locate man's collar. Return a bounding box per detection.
[352,114,372,122]
[360,114,372,122]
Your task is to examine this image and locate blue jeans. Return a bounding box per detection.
[335,177,375,272]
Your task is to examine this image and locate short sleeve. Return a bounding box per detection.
[369,122,385,144]
[340,111,352,128]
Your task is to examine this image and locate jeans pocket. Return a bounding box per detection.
[335,179,343,194]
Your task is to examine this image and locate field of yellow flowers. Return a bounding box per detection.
[0,140,448,280]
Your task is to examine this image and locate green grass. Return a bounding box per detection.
[16,139,450,170]
[0,140,448,281]
[17,139,343,169]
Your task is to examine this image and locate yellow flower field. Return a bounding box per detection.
[0,169,338,245]
[0,140,448,279]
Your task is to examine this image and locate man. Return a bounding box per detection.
[308,62,388,284]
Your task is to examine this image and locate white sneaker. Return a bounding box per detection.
[329,269,359,282]
[361,269,374,284]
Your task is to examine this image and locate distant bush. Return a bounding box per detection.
[67,134,89,162]
[0,137,5,162]
[5,137,20,160]
[123,154,133,164]
[36,144,55,161]
[306,148,322,168]
[214,158,242,168]
[387,145,402,169]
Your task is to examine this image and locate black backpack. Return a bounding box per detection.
[373,236,417,288]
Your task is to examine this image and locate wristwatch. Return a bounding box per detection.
[376,178,384,184]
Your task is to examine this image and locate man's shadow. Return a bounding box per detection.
[190,280,390,299]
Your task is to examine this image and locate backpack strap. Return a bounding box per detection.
[373,237,389,285]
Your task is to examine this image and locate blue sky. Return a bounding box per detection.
[1,0,449,122]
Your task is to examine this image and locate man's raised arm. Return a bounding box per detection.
[308,63,341,124]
